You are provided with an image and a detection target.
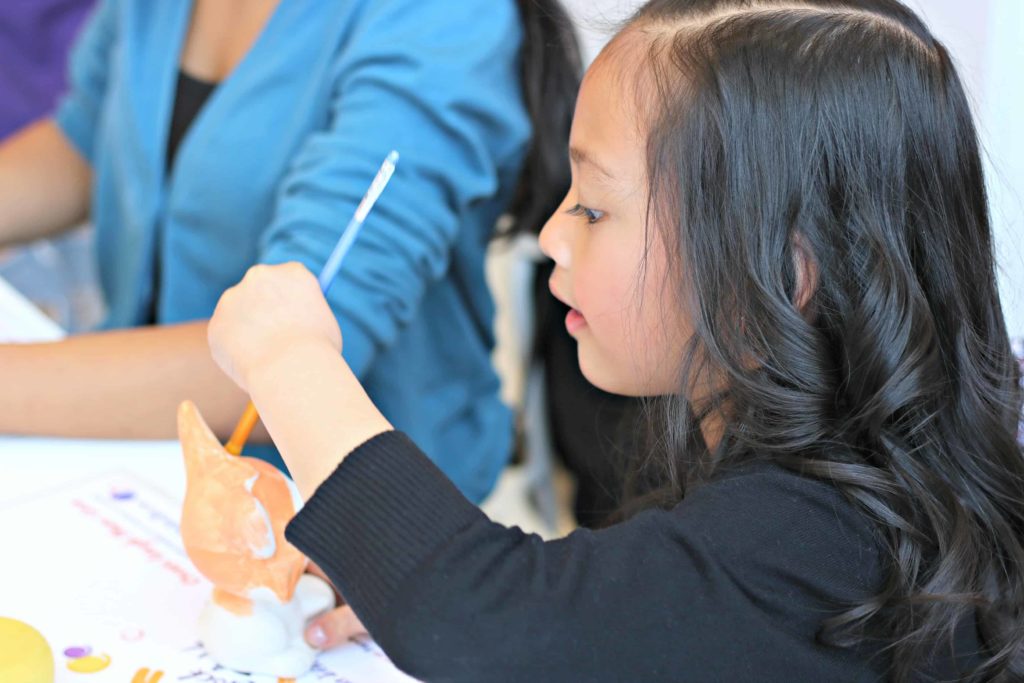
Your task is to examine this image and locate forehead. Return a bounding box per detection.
[571,31,652,166]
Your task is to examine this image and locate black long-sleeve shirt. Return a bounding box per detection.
[285,431,983,682]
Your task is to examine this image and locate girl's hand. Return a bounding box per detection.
[209,263,342,392]
[304,562,369,650]
[306,603,369,651]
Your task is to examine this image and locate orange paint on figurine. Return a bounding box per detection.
[177,401,334,677]
[179,401,307,604]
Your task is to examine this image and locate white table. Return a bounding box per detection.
[0,436,184,505]
[0,436,418,683]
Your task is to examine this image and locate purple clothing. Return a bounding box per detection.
[0,0,95,139]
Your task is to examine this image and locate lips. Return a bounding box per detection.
[548,278,587,335]
[565,308,587,335]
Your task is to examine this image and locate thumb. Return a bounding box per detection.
[305,604,368,651]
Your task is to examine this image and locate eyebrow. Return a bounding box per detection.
[569,146,616,181]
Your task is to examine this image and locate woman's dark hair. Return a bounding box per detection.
[505,0,584,236]
[617,0,1024,680]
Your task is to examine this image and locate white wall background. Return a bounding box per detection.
[562,0,1024,336]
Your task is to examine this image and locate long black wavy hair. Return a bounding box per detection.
[616,1,1024,679]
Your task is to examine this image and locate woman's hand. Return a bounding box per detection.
[208,263,342,392]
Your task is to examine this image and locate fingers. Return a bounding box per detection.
[305,604,368,651]
[306,561,343,604]
[306,561,330,583]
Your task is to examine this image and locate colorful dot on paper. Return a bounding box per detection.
[63,646,91,658]
[111,490,135,501]
[66,653,111,673]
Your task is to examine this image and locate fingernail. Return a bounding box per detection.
[306,623,328,649]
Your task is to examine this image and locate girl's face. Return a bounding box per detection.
[539,46,690,397]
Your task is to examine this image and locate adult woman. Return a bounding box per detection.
[0,0,579,503]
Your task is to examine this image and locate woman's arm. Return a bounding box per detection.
[255,0,529,378]
[0,0,115,248]
[0,321,268,442]
[0,119,92,249]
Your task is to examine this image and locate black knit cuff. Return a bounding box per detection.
[285,430,485,627]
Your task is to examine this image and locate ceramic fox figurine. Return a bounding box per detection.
[177,400,334,678]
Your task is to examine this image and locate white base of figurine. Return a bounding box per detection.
[198,573,336,678]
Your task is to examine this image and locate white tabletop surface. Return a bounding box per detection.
[0,436,185,505]
[0,436,422,683]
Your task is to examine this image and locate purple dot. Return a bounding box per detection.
[64,646,91,658]
[111,490,135,501]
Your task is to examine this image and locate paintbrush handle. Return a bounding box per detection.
[317,151,399,293]
[225,401,260,455]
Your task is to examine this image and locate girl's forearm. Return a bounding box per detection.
[0,321,269,441]
[245,340,392,500]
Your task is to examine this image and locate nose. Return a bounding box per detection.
[538,202,572,269]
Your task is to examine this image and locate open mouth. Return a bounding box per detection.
[548,278,587,335]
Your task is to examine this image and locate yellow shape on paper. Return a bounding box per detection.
[0,617,54,683]
[66,653,111,674]
[132,667,164,683]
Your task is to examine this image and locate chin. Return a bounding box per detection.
[577,345,672,398]
[577,348,633,397]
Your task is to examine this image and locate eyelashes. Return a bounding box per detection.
[566,203,606,225]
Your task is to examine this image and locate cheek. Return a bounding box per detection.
[573,236,687,396]
[573,244,634,340]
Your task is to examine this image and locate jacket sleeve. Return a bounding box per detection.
[53,0,117,163]
[257,0,529,377]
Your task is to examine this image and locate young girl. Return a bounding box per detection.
[208,0,1024,680]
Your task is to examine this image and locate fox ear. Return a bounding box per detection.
[178,400,231,473]
[178,400,308,601]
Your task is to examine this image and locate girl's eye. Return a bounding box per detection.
[566,203,606,225]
